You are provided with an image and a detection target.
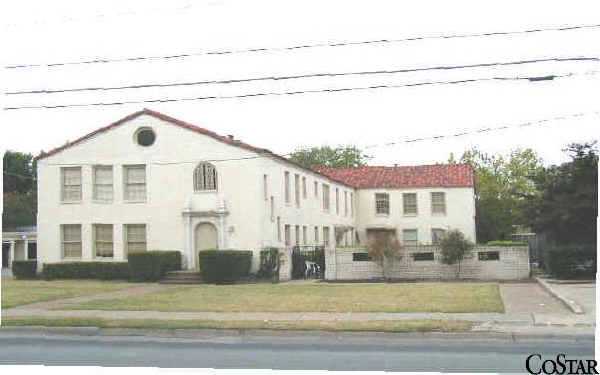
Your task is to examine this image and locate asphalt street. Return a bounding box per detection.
[0,332,594,372]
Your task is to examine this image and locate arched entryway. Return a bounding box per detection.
[195,222,218,252]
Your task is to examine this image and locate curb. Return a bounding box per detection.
[535,277,584,314]
[0,326,593,342]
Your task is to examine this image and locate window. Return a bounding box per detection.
[295,174,300,207]
[403,229,418,246]
[124,165,146,201]
[314,226,319,243]
[350,192,354,217]
[61,224,82,258]
[193,162,217,191]
[284,172,291,204]
[478,251,500,261]
[277,217,281,242]
[403,193,417,215]
[413,252,434,261]
[263,174,268,200]
[431,192,446,214]
[375,193,390,215]
[284,225,291,246]
[302,177,307,198]
[322,184,330,211]
[93,166,113,202]
[335,188,339,215]
[344,191,348,216]
[270,196,275,221]
[94,224,113,258]
[295,225,300,245]
[323,226,330,246]
[314,181,318,198]
[125,224,146,254]
[135,127,156,146]
[303,226,307,244]
[431,228,445,245]
[353,253,372,261]
[61,167,82,202]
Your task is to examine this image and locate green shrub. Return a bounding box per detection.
[258,247,280,281]
[544,245,596,279]
[198,250,252,284]
[486,240,528,247]
[440,229,475,278]
[12,260,37,279]
[127,251,182,282]
[42,262,129,280]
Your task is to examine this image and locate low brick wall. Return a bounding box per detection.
[326,245,530,281]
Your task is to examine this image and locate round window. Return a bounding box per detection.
[136,128,156,146]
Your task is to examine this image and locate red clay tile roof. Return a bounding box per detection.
[315,164,474,189]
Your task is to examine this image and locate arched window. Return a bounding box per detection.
[193,163,217,191]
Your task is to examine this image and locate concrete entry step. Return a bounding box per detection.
[160,270,204,284]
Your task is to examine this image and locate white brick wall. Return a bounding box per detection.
[328,245,530,280]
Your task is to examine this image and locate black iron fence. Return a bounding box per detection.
[291,245,325,279]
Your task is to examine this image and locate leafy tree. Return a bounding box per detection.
[439,229,475,278]
[455,147,543,242]
[526,142,598,245]
[367,230,403,281]
[289,145,372,169]
[3,151,38,230]
[3,150,37,194]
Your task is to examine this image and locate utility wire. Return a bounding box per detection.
[39,110,600,166]
[5,70,599,111]
[6,56,599,95]
[5,23,600,69]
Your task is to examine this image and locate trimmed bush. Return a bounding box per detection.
[198,250,252,284]
[486,240,528,247]
[42,262,129,280]
[545,245,596,279]
[127,250,182,282]
[12,260,37,279]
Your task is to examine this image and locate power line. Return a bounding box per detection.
[5,23,600,69]
[6,56,599,96]
[5,70,599,111]
[40,110,600,166]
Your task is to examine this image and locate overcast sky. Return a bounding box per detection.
[1,0,599,166]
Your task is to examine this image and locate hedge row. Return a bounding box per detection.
[42,261,130,280]
[12,260,37,279]
[545,245,596,279]
[485,240,528,247]
[128,251,182,281]
[198,250,252,284]
[41,250,181,281]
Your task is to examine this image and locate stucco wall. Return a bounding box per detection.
[327,246,530,280]
[355,187,476,245]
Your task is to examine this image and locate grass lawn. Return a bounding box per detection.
[1,279,138,309]
[64,282,504,313]
[1,316,472,332]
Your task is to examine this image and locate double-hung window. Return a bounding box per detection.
[61,224,82,258]
[93,166,113,202]
[124,165,146,202]
[295,174,300,207]
[403,193,417,215]
[61,167,82,202]
[431,192,446,214]
[125,224,147,255]
[94,224,114,258]
[403,229,418,246]
[322,184,330,211]
[284,172,291,204]
[375,193,390,215]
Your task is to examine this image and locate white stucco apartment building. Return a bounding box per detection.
[35,109,476,272]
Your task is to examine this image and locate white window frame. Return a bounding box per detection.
[284,224,291,246]
[403,193,418,216]
[335,188,340,215]
[123,165,147,202]
[295,225,300,245]
[93,224,114,259]
[60,167,82,203]
[277,217,281,242]
[270,196,275,222]
[431,192,446,215]
[323,226,330,247]
[93,165,113,203]
[295,174,300,208]
[322,184,330,212]
[302,177,307,199]
[314,180,318,198]
[431,228,446,245]
[375,193,390,215]
[263,174,268,200]
[193,162,217,192]
[403,229,418,246]
[284,172,291,204]
[61,224,82,259]
[124,224,147,256]
[314,226,319,244]
[303,226,307,245]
